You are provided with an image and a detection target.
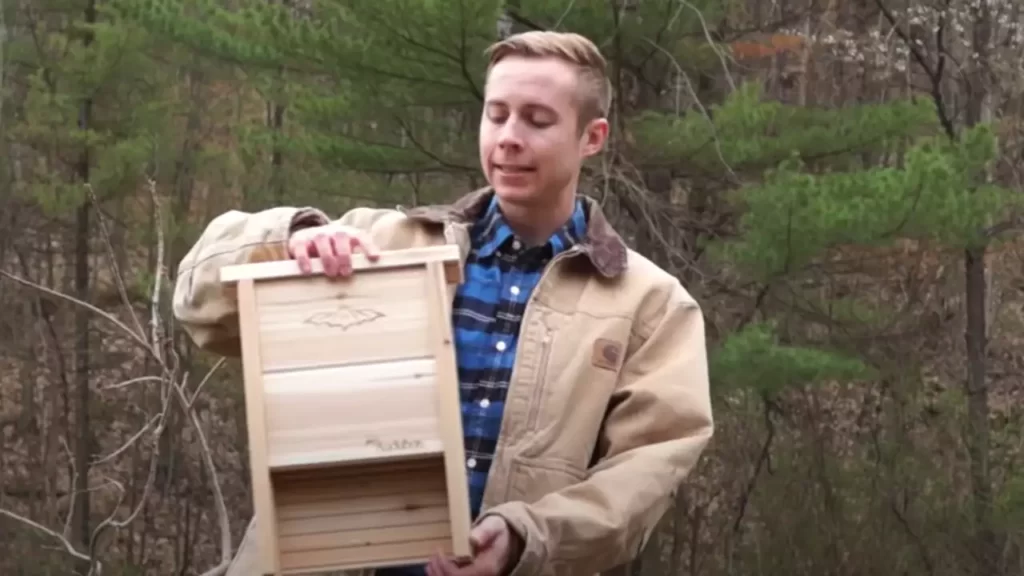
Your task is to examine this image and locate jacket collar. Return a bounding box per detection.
[400,186,628,278]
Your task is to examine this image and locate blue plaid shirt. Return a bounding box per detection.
[379,195,587,575]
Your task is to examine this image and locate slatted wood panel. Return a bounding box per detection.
[273,458,454,573]
[263,359,443,470]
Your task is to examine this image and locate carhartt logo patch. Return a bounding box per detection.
[592,339,622,371]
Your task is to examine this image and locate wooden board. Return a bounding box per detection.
[253,266,433,373]
[222,244,472,574]
[424,261,473,554]
[272,458,454,573]
[237,278,281,574]
[220,245,463,284]
[262,359,443,470]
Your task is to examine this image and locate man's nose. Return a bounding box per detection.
[497,118,524,149]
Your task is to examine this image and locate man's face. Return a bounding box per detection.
[479,55,608,209]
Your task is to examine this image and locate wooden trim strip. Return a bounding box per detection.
[424,261,473,559]
[237,278,281,575]
[219,244,462,283]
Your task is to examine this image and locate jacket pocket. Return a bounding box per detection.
[524,326,553,432]
[507,455,587,504]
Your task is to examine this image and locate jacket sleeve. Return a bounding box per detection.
[171,206,330,357]
[171,205,411,357]
[481,279,714,575]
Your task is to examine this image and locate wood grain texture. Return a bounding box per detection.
[263,359,444,470]
[254,267,432,372]
[272,458,453,573]
[226,246,469,573]
[237,279,281,574]
[425,261,473,558]
[219,244,462,283]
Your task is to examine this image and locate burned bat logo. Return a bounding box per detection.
[304,306,384,330]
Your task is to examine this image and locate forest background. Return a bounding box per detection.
[0,0,1022,575]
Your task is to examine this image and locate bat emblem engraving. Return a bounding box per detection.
[304,306,384,330]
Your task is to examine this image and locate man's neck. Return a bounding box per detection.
[497,193,577,246]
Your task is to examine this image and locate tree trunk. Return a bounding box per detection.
[71,0,97,559]
[963,2,996,574]
[270,98,286,203]
[72,195,92,552]
[964,246,995,574]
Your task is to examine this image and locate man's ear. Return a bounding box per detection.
[580,117,609,158]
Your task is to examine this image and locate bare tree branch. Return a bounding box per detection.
[148,177,167,367]
[90,414,161,466]
[86,182,147,345]
[0,270,154,356]
[0,176,232,575]
[188,357,226,409]
[0,508,92,564]
[100,375,164,391]
[873,0,958,137]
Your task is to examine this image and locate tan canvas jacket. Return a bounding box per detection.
[172,187,714,576]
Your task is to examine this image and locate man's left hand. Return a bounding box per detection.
[426,515,521,576]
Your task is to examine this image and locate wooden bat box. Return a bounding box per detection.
[219,244,472,575]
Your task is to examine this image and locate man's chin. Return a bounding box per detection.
[492,185,540,205]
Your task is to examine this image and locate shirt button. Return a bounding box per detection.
[496,341,507,352]
[510,285,520,296]
[467,458,477,469]
[511,240,521,250]
[480,399,490,408]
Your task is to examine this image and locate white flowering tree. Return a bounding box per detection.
[868,2,1023,573]
[725,1,1024,573]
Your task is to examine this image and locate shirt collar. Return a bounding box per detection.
[473,193,587,259]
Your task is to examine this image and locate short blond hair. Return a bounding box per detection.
[485,31,612,128]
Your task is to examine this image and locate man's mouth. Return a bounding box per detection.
[494,163,535,174]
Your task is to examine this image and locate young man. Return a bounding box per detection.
[172,31,713,576]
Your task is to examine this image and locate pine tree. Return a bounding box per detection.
[96,0,1024,573]
[3,1,213,572]
[110,0,505,213]
[629,34,1017,576]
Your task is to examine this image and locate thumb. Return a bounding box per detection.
[470,515,506,551]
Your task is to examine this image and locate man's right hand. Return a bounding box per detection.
[287,222,380,277]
